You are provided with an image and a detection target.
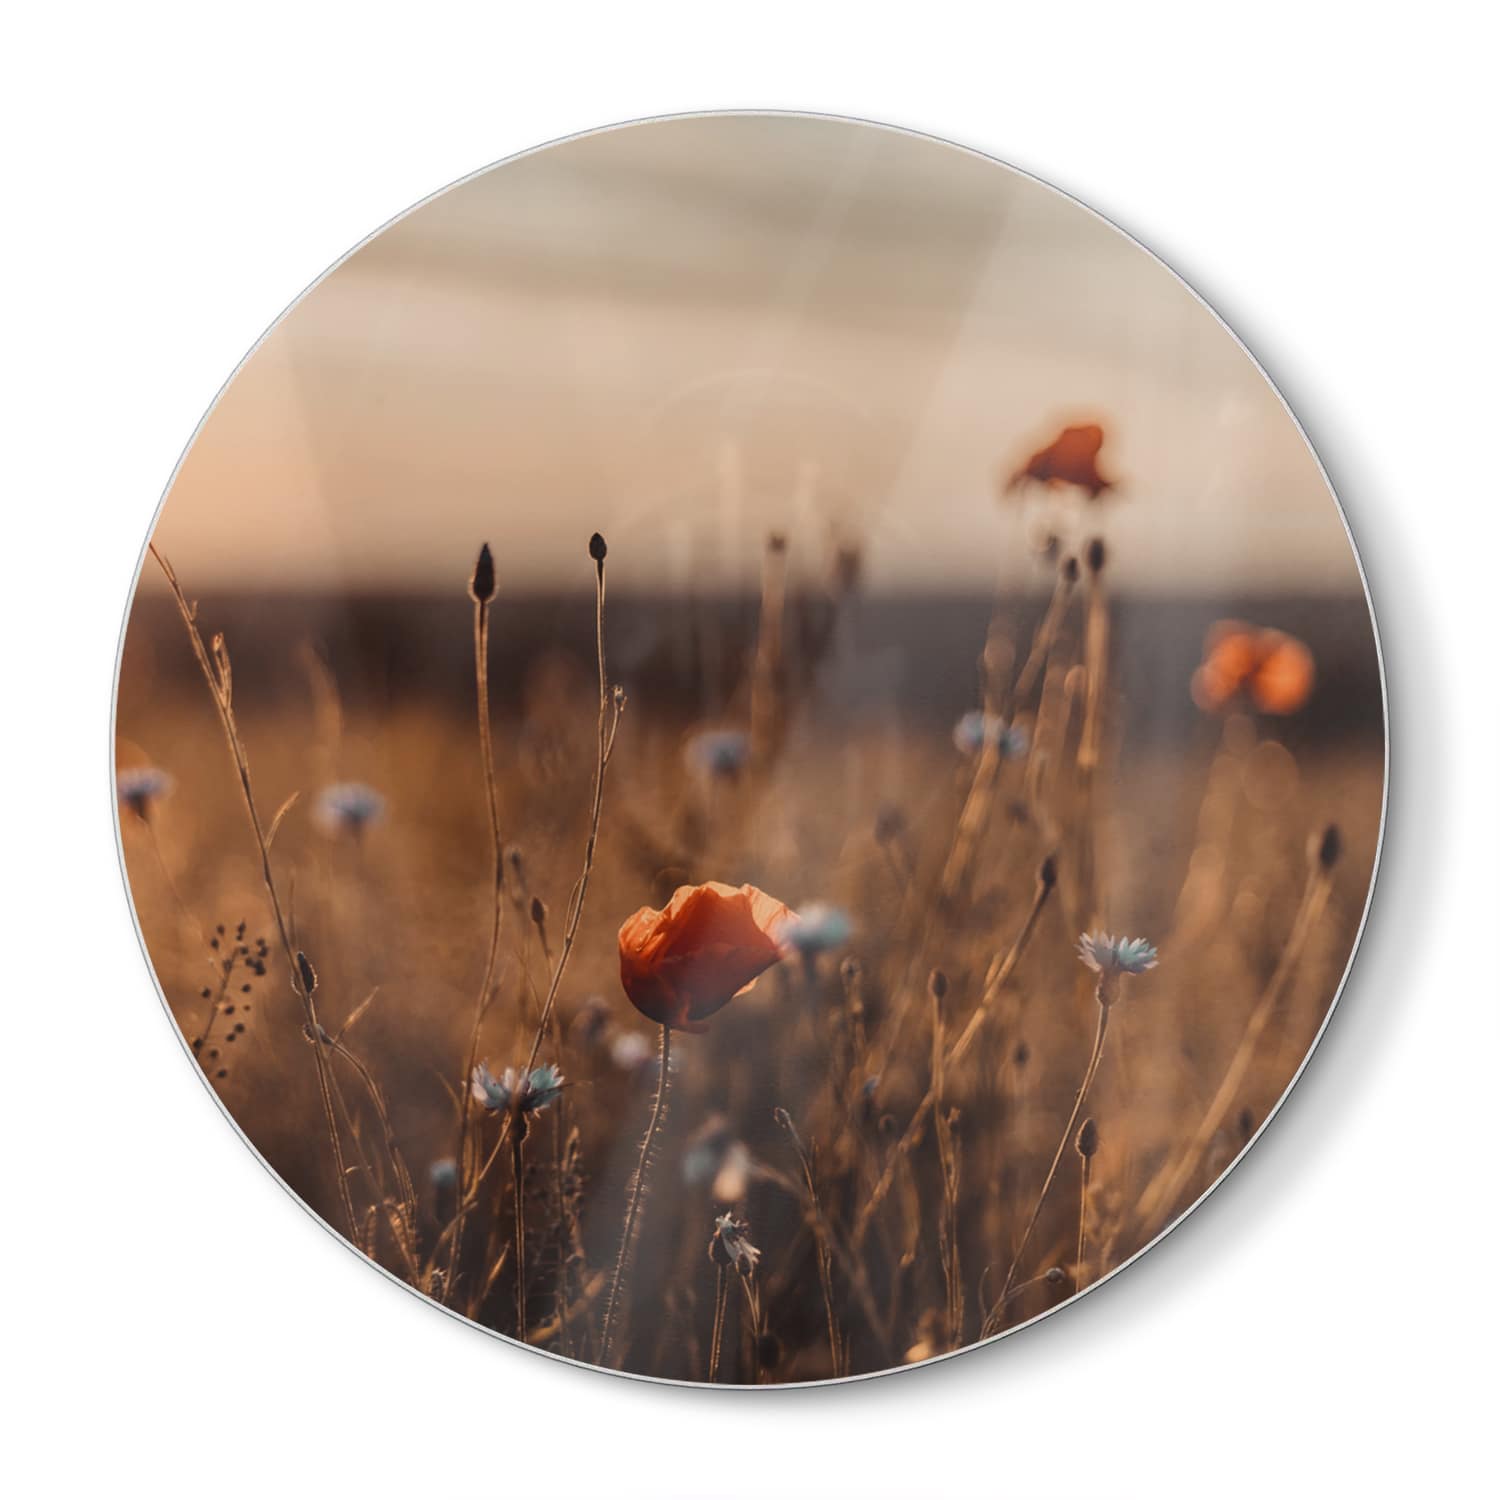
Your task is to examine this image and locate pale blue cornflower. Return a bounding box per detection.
[1077,931,1159,977]
[314,781,386,839]
[117,766,173,820]
[428,1157,459,1190]
[685,728,751,778]
[709,1213,761,1276]
[952,711,1030,760]
[470,1061,565,1115]
[785,902,853,958]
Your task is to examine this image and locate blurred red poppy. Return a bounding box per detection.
[618,881,792,1032]
[1006,423,1114,499]
[1192,621,1315,715]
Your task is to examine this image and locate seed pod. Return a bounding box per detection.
[588,531,608,564]
[1316,823,1343,870]
[1076,1117,1099,1159]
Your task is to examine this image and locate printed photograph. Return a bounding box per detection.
[115,113,1384,1383]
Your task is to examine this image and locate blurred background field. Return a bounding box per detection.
[117,572,1381,1380]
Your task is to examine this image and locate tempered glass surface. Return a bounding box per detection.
[115,113,1384,1384]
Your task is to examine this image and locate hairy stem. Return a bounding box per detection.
[600,1023,671,1367]
[708,1264,728,1383]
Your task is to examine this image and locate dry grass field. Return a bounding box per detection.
[116,536,1381,1383]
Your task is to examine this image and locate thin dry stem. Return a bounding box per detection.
[990,993,1112,1328]
[150,544,357,1239]
[446,587,507,1301]
[854,872,1053,1247]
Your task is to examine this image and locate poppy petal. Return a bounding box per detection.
[618,882,791,1029]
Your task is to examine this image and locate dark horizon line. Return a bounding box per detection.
[128,580,1375,606]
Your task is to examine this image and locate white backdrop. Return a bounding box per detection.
[4,5,1495,1496]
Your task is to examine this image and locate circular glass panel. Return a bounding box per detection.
[116,113,1385,1384]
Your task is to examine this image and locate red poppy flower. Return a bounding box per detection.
[1006,424,1114,499]
[1191,620,1315,715]
[618,881,792,1032]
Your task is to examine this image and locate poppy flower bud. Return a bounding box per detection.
[588,531,608,564]
[1076,1117,1099,1159]
[469,542,495,603]
[1085,537,1107,575]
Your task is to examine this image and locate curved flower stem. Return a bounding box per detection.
[512,1130,527,1341]
[521,543,617,1072]
[996,997,1111,1316]
[600,1023,671,1368]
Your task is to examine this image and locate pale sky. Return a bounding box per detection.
[146,113,1364,597]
